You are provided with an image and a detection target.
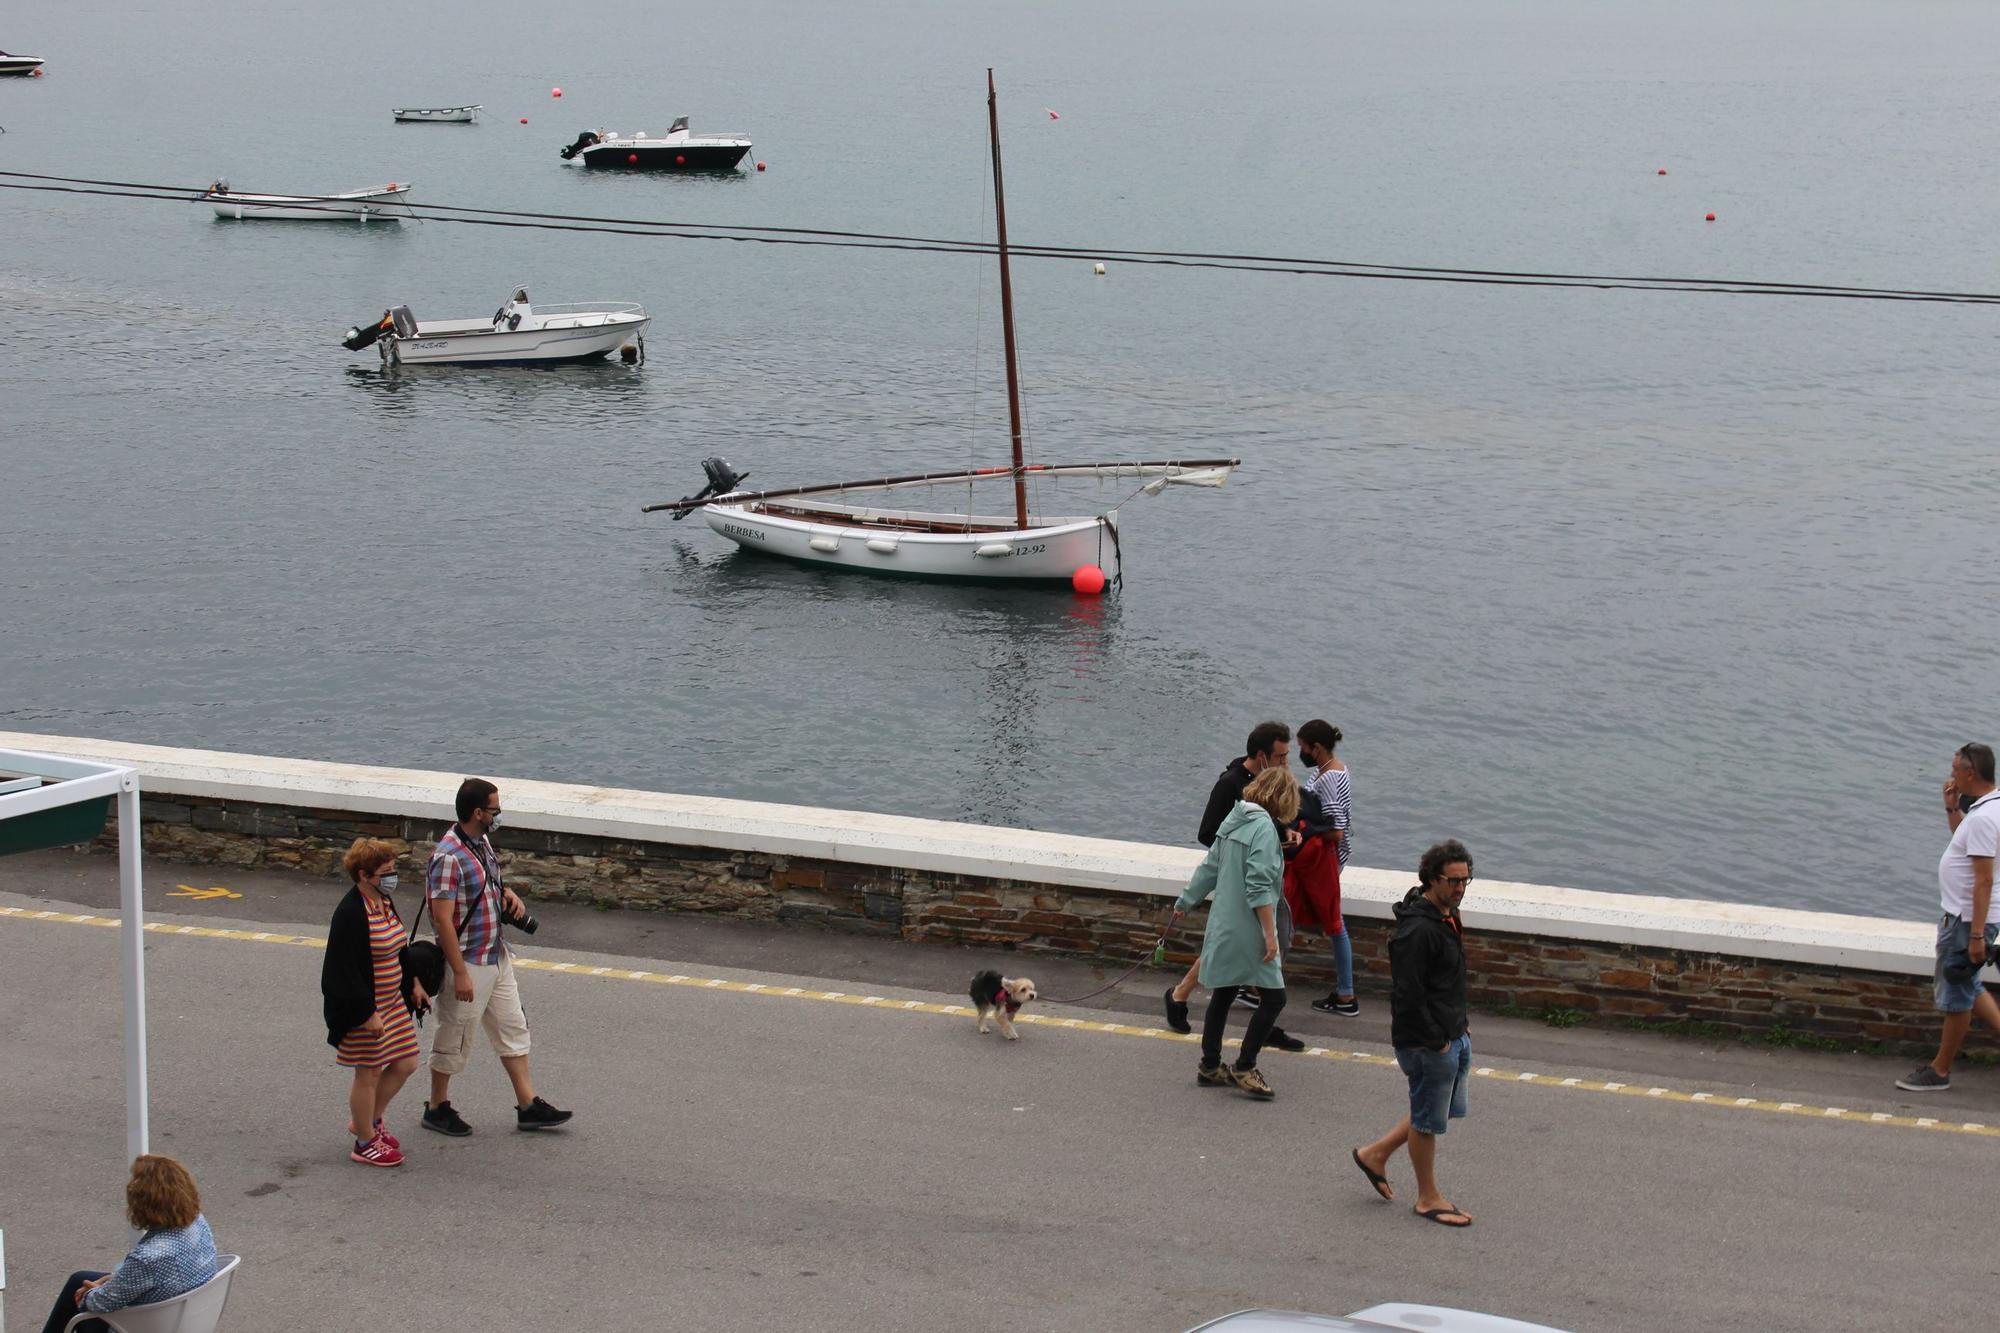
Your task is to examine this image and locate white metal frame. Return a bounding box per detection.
[0,748,150,1167]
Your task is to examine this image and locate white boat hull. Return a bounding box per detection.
[701,501,1119,582]
[207,185,413,220]
[0,56,43,76]
[394,106,479,123]
[383,312,650,366]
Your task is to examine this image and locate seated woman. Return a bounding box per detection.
[41,1154,219,1333]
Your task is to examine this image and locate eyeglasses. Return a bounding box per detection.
[481,805,502,816]
[1440,875,1474,888]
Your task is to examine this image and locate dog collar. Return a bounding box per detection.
[997,987,1021,1014]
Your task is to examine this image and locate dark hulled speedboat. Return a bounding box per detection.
[559,116,751,171]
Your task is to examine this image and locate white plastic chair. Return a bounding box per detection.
[65,1255,239,1333]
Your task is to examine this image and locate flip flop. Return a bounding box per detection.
[1414,1206,1472,1228]
[1351,1149,1393,1202]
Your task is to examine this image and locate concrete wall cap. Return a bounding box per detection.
[0,731,1934,976]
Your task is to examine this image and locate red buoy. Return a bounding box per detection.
[1072,564,1107,596]
[1657,168,1667,175]
[628,153,638,165]
[755,160,766,171]
[519,117,528,124]
[552,87,562,98]
[675,154,686,166]
[1705,212,1716,221]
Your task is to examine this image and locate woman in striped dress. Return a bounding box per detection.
[322,837,426,1167]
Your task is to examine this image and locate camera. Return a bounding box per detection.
[501,903,540,935]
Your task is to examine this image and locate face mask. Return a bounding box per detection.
[487,813,503,830]
[378,873,400,892]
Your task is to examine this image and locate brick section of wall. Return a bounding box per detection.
[93,795,1942,1050]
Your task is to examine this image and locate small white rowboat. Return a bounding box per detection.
[202,181,415,221]
[393,104,480,123]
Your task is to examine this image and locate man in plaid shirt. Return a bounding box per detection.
[421,776,573,1136]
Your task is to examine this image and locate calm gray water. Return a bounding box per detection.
[3,1,1996,917]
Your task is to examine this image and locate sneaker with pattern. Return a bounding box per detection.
[350,1131,404,1168]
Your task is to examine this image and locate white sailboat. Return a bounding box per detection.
[643,71,1237,587]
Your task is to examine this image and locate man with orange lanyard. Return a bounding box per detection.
[1351,840,1476,1227]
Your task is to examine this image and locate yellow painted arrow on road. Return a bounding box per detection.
[168,885,242,901]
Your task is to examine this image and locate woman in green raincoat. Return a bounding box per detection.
[1174,766,1300,1099]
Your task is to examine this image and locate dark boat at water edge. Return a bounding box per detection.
[559,116,752,170]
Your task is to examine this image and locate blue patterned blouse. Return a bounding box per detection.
[84,1214,219,1312]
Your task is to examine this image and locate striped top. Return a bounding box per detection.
[335,892,420,1069]
[84,1215,219,1313]
[1308,765,1353,867]
[428,824,505,966]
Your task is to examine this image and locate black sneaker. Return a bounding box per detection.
[1311,994,1362,1017]
[1233,989,1262,1011]
[516,1096,574,1130]
[421,1100,472,1137]
[1895,1065,1951,1093]
[1163,987,1191,1035]
[1264,1028,1307,1053]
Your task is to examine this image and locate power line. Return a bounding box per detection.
[5,168,1999,306]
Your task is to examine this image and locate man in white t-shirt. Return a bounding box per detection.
[1898,743,2000,1092]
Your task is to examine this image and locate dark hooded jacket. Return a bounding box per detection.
[1197,757,1256,847]
[1388,885,1468,1051]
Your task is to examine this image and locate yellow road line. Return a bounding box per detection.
[6,904,1990,1138]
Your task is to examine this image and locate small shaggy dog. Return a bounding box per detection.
[969,970,1038,1040]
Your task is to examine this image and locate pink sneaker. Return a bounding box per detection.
[349,1119,401,1150]
[350,1132,404,1168]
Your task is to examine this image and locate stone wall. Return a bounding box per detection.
[91,791,1943,1052]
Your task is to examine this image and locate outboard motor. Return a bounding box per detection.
[669,456,749,521]
[342,310,393,351]
[341,305,417,350]
[558,130,601,161]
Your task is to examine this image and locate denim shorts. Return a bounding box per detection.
[1395,1033,1471,1135]
[1935,913,1998,1013]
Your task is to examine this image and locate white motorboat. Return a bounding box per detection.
[642,73,1237,588]
[341,287,651,367]
[393,104,480,123]
[0,49,44,76]
[202,180,414,221]
[559,116,752,170]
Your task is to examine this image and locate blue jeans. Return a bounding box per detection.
[1331,924,1353,997]
[42,1271,110,1333]
[1934,913,1998,1013]
[1395,1033,1471,1135]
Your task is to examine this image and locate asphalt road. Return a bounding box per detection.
[3,851,1996,1333]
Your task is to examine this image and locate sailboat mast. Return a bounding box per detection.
[987,68,1030,531]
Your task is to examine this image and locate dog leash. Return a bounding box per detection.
[1038,910,1183,1006]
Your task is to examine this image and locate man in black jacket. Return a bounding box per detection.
[1165,722,1305,1053]
[1351,840,1475,1228]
